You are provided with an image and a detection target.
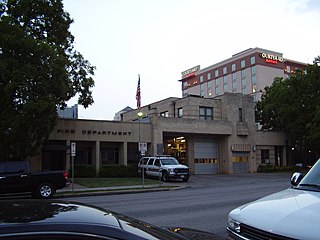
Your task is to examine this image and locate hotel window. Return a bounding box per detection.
[286,66,291,72]
[207,72,211,80]
[199,106,213,120]
[232,73,236,81]
[239,108,243,122]
[241,59,246,68]
[223,76,228,92]
[242,86,247,94]
[183,89,188,96]
[232,63,236,71]
[241,78,246,86]
[200,83,204,97]
[215,86,220,95]
[241,69,246,78]
[250,56,256,65]
[183,81,188,88]
[200,75,204,83]
[232,81,237,92]
[223,66,227,75]
[178,108,183,118]
[160,111,169,117]
[214,69,219,77]
[251,75,256,84]
[207,82,212,96]
[251,66,256,75]
[252,84,257,93]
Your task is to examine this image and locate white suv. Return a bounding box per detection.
[138,156,189,182]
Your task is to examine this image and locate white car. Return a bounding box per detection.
[138,156,190,182]
[227,159,320,240]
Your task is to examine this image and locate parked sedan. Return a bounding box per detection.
[0,199,221,240]
[227,159,320,240]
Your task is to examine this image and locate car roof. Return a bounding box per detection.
[0,200,121,228]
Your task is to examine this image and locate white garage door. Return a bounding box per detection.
[194,139,218,174]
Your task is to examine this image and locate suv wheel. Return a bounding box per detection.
[161,171,169,182]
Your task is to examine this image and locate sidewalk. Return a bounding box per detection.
[56,181,184,198]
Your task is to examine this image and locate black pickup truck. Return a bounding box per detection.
[0,161,68,198]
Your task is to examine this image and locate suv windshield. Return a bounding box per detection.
[298,159,320,191]
[160,158,179,165]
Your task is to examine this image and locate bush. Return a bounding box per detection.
[257,164,300,173]
[70,164,96,177]
[99,164,138,178]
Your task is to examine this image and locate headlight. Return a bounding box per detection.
[228,217,241,233]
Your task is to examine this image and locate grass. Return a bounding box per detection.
[74,177,162,188]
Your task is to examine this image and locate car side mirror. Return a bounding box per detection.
[290,172,304,187]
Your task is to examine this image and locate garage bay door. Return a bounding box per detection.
[194,139,218,174]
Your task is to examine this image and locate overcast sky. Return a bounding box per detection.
[63,0,320,120]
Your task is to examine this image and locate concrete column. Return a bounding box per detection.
[119,142,128,166]
[95,141,100,176]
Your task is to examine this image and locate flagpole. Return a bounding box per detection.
[136,74,144,188]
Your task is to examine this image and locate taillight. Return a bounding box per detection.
[63,172,68,179]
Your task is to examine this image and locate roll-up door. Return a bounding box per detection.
[194,139,218,174]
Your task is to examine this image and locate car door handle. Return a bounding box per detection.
[0,176,6,179]
[20,174,28,177]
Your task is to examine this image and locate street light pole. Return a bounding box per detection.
[138,111,144,188]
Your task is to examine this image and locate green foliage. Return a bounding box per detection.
[0,0,95,160]
[256,57,320,155]
[70,165,96,178]
[257,165,300,173]
[99,165,139,178]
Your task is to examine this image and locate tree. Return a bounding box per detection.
[256,57,320,160]
[0,0,95,161]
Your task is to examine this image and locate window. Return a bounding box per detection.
[242,86,247,94]
[223,76,228,92]
[183,89,188,96]
[207,72,211,80]
[199,107,213,120]
[241,59,246,68]
[178,108,183,118]
[241,78,246,86]
[215,86,220,95]
[250,56,255,65]
[160,111,169,117]
[200,75,204,83]
[232,63,236,71]
[207,82,212,96]
[200,83,204,97]
[252,84,257,93]
[251,66,256,75]
[286,66,291,72]
[251,75,256,84]
[183,81,188,87]
[261,150,270,164]
[241,69,246,78]
[214,69,219,77]
[232,81,237,92]
[232,73,236,81]
[223,66,227,75]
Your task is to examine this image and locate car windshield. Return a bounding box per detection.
[160,158,179,165]
[298,159,320,191]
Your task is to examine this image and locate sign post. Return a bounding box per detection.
[71,142,76,192]
[139,142,147,188]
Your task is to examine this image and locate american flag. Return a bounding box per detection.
[136,74,141,109]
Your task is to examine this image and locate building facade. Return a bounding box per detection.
[38,93,288,175]
[180,48,307,103]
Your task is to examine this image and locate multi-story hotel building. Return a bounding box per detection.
[180,47,307,103]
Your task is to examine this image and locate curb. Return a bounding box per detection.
[55,186,188,198]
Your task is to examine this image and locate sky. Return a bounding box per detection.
[63,0,320,120]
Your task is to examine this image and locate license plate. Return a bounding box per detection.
[181,175,185,178]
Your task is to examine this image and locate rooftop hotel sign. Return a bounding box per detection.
[260,52,284,64]
[181,65,200,79]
